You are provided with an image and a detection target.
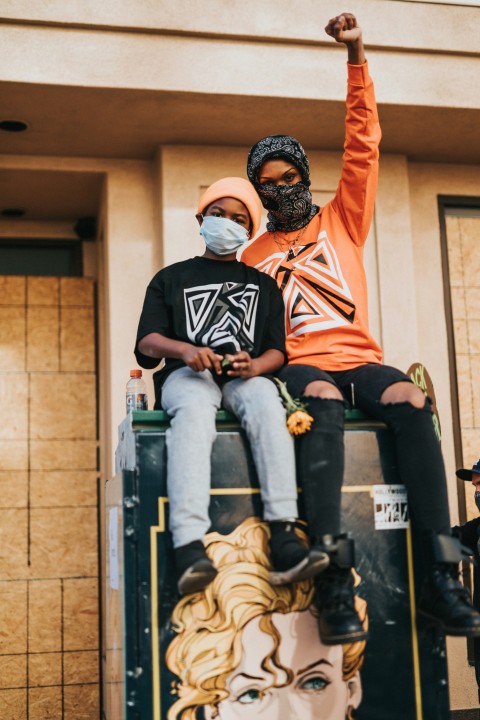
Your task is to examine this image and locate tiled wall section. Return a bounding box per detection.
[0,277,99,720]
[446,216,480,520]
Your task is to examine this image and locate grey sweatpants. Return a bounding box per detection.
[161,366,298,548]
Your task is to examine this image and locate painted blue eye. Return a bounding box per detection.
[300,676,329,691]
[236,689,261,704]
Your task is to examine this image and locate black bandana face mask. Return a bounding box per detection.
[257,181,317,233]
[247,134,319,233]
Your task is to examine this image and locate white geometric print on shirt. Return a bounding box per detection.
[184,282,259,352]
[254,230,356,338]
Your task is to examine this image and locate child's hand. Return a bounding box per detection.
[325,13,362,44]
[224,351,257,379]
[182,345,223,374]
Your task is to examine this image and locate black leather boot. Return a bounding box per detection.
[315,535,368,645]
[175,540,218,595]
[269,521,330,585]
[418,532,480,637]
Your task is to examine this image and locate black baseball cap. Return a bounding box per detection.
[456,459,480,481]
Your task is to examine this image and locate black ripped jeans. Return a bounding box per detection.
[278,363,450,543]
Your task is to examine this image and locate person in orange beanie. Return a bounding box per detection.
[134,177,328,595]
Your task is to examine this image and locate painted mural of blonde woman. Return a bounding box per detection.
[166,518,367,720]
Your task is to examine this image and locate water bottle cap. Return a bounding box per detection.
[130,369,142,378]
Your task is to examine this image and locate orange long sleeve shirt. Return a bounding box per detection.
[241,62,383,372]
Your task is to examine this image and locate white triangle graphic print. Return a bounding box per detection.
[183,281,260,352]
[283,275,350,337]
[184,284,221,337]
[254,253,285,279]
[226,284,259,338]
[293,231,352,299]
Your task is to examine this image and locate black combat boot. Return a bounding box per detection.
[175,540,217,595]
[418,532,480,637]
[269,521,330,585]
[315,534,368,645]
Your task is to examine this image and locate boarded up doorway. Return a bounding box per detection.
[441,203,480,522]
[0,274,99,720]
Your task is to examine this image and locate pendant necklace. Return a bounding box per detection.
[273,225,308,261]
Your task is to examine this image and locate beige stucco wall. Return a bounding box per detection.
[0,23,477,109]
[1,1,479,164]
[1,0,479,58]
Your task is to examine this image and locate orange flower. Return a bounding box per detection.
[287,410,314,436]
[274,378,314,436]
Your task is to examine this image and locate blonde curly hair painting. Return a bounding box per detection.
[165,518,367,720]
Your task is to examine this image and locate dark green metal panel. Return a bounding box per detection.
[105,412,449,720]
[130,407,371,426]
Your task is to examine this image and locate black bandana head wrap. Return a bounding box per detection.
[247,134,319,232]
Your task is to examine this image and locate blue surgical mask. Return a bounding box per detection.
[199,216,249,255]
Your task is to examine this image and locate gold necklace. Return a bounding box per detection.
[273,225,308,260]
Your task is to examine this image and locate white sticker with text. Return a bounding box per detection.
[373,484,409,530]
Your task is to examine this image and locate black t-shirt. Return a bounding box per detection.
[135,256,286,406]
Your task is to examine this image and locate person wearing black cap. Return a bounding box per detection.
[456,459,480,485]
[453,459,480,549]
[452,458,480,565]
[242,11,480,645]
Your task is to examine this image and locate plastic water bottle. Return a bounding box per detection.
[126,369,148,413]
